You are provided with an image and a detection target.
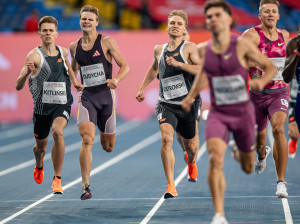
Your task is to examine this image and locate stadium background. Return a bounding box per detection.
[0,0,299,123]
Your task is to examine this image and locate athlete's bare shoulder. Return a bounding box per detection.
[242,27,260,46]
[60,47,69,58]
[69,39,80,55]
[27,48,40,62]
[154,44,164,57]
[281,29,290,43]
[196,41,207,58]
[101,34,117,46]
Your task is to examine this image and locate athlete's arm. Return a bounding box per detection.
[62,47,84,91]
[240,37,277,91]
[69,41,80,75]
[242,28,262,69]
[165,42,201,75]
[182,44,208,111]
[283,37,299,83]
[136,45,161,102]
[103,36,130,89]
[16,50,39,91]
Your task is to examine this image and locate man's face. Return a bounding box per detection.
[39,23,58,44]
[259,4,279,27]
[205,7,231,34]
[80,12,99,32]
[167,16,186,38]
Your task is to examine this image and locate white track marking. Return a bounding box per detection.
[267,124,293,224]
[140,143,207,224]
[0,131,161,224]
[0,120,141,177]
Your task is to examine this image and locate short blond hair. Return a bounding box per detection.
[80,5,99,21]
[168,10,188,29]
[259,0,279,13]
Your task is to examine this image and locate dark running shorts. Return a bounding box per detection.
[156,101,196,139]
[33,106,71,140]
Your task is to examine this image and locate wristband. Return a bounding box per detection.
[294,49,300,57]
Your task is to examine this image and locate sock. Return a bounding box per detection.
[277,180,283,184]
[54,176,61,180]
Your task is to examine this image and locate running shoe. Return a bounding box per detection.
[288,139,298,159]
[211,213,228,224]
[276,182,288,198]
[81,185,92,200]
[164,183,177,199]
[255,146,271,174]
[33,158,44,184]
[184,152,198,182]
[52,177,63,194]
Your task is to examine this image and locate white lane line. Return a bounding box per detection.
[0,120,141,177]
[267,124,293,224]
[0,131,162,224]
[2,195,300,203]
[0,124,79,154]
[282,198,294,224]
[140,143,207,224]
[0,124,32,141]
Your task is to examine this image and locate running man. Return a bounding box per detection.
[282,24,300,159]
[242,0,290,198]
[158,30,202,165]
[70,5,129,200]
[136,10,201,199]
[182,1,277,223]
[16,16,84,194]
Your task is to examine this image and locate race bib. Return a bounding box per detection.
[263,57,285,81]
[42,82,67,104]
[81,63,107,87]
[161,74,188,100]
[212,75,248,105]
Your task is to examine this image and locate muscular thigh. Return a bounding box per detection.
[267,90,288,120]
[231,103,257,153]
[97,90,116,134]
[205,111,230,143]
[33,113,52,140]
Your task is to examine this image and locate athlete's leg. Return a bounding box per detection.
[51,116,68,177]
[256,128,268,159]
[207,137,227,218]
[160,123,175,184]
[270,111,288,182]
[78,121,96,189]
[288,121,299,141]
[182,121,199,163]
[176,132,185,151]
[100,133,115,152]
[34,138,48,168]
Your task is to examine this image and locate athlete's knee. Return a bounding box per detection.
[82,135,94,147]
[52,128,64,141]
[184,141,197,154]
[33,144,47,153]
[272,124,285,138]
[241,162,254,174]
[161,133,173,149]
[209,150,223,170]
[102,141,115,152]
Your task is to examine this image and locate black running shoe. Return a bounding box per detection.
[81,185,92,200]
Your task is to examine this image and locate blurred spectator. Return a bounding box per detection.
[24,9,40,32]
